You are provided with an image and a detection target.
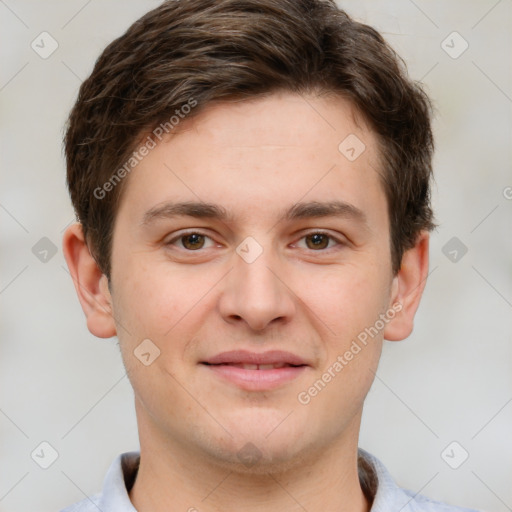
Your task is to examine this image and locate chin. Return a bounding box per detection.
[209,440,313,477]
[198,420,314,475]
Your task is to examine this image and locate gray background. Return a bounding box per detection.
[1,1,511,511]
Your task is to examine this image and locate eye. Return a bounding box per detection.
[167,231,216,251]
[295,231,345,251]
[166,230,345,253]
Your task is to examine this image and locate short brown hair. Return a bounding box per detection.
[64,0,435,279]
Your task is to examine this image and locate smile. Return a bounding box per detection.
[201,362,308,391]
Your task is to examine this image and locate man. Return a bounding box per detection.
[61,0,480,510]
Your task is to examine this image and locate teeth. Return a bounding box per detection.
[241,364,259,370]
[235,363,289,370]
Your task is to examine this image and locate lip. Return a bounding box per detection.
[202,350,308,366]
[201,350,309,391]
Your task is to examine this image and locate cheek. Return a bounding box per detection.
[113,257,185,340]
[300,261,391,339]
[301,263,389,384]
[111,263,192,404]
[320,265,390,394]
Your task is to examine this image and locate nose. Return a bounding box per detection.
[217,238,296,332]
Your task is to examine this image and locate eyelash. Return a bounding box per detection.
[166,230,346,252]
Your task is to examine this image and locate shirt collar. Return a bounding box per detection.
[93,448,459,511]
[97,451,139,512]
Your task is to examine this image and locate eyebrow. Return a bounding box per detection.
[141,200,368,228]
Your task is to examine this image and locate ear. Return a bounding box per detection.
[62,222,117,338]
[383,231,430,341]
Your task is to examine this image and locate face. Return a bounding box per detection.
[106,91,400,472]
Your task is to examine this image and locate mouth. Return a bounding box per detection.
[202,362,302,370]
[200,350,309,391]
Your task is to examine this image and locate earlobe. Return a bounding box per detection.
[62,223,117,339]
[383,232,430,342]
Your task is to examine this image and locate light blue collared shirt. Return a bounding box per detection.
[61,448,481,511]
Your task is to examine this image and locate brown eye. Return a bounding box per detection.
[305,233,331,250]
[181,233,206,250]
[166,230,217,252]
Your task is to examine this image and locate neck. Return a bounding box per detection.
[129,403,371,512]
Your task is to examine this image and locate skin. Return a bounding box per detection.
[63,91,429,512]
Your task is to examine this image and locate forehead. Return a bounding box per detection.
[116,91,387,230]
[173,92,374,155]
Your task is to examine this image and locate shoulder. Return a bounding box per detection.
[58,452,140,512]
[402,488,482,512]
[358,448,482,512]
